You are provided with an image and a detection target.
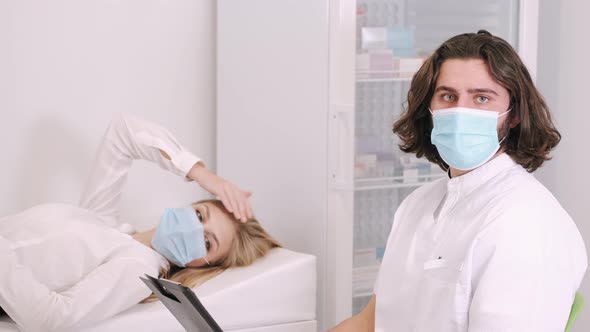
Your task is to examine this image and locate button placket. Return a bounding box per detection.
[432,186,460,251]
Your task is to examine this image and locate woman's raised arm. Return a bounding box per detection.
[78,113,202,226]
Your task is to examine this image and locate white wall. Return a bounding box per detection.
[536,1,590,330]
[0,1,216,231]
[216,0,329,328]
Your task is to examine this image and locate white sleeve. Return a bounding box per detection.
[0,236,156,332]
[78,112,202,226]
[373,190,412,296]
[467,214,584,332]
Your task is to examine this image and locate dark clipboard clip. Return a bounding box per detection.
[140,274,223,332]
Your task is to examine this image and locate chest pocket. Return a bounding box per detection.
[412,259,470,332]
[423,258,464,284]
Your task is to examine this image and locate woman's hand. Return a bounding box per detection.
[187,162,253,222]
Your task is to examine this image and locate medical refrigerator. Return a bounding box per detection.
[216,0,538,330]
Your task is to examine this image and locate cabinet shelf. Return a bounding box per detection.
[353,264,380,298]
[354,173,446,191]
[356,71,413,83]
[356,76,413,83]
[353,291,374,298]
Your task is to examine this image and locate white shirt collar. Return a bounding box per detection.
[446,153,518,196]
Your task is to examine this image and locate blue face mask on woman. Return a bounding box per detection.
[151,207,209,267]
[430,107,511,171]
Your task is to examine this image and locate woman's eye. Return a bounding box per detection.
[476,96,489,103]
[442,94,455,102]
[205,237,211,251]
[196,210,203,222]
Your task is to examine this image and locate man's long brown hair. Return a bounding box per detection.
[393,30,560,172]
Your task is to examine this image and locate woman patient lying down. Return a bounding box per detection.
[0,113,279,332]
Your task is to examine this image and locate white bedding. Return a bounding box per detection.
[0,248,316,332]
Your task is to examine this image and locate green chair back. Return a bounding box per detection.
[565,292,584,332]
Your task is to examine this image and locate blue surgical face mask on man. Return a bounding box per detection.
[430,107,511,171]
[151,207,209,267]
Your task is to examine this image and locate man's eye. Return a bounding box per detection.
[477,96,489,103]
[442,94,455,102]
[205,238,211,251]
[196,210,203,222]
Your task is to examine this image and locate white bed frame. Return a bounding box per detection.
[0,248,317,332]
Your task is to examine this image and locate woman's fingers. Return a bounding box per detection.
[243,191,253,219]
[235,189,254,222]
[225,185,251,222]
[224,184,242,221]
[219,194,233,214]
[195,169,253,222]
[217,183,234,214]
[236,192,247,222]
[234,187,248,222]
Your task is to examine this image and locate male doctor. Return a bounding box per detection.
[331,30,587,331]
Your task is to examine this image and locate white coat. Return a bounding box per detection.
[374,153,587,331]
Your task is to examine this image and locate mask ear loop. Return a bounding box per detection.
[498,108,511,118]
[498,108,512,144]
[203,257,211,266]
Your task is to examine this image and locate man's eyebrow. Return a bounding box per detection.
[434,86,499,96]
[467,88,499,96]
[434,86,457,93]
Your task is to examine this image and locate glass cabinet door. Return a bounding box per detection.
[352,0,520,314]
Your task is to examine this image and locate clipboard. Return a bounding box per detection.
[140,274,223,332]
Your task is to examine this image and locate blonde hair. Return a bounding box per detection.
[142,199,281,303]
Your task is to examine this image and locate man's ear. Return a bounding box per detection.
[510,114,521,128]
